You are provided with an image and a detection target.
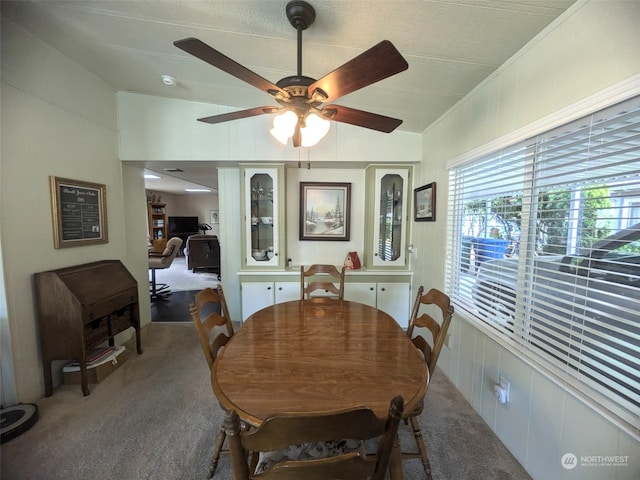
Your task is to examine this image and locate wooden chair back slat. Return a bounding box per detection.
[190,286,234,369]
[300,264,346,300]
[407,286,454,376]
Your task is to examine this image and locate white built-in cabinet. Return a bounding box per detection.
[376,283,411,327]
[343,283,376,307]
[239,163,414,326]
[241,281,298,320]
[241,164,285,269]
[275,282,300,303]
[344,282,410,327]
[240,282,275,320]
[241,279,411,327]
[364,166,412,269]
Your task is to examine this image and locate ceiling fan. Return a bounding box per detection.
[174,0,408,147]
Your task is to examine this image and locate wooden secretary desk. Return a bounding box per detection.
[34,260,143,396]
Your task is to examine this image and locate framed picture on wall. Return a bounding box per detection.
[414,182,436,222]
[209,210,219,224]
[299,182,351,241]
[49,176,108,248]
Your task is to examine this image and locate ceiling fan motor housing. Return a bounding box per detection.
[286,1,316,30]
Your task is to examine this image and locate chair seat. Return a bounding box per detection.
[255,439,367,474]
[148,257,168,269]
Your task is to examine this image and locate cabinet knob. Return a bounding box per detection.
[381,287,386,292]
[370,287,374,291]
[267,286,272,290]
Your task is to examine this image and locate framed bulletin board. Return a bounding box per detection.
[50,176,108,248]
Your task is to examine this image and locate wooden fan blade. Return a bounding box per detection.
[174,38,289,100]
[198,107,280,125]
[308,40,408,103]
[321,105,402,133]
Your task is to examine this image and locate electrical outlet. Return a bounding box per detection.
[444,333,452,348]
[493,384,507,403]
[499,375,510,403]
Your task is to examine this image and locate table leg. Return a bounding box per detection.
[389,433,403,480]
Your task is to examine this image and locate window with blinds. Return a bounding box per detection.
[445,95,640,429]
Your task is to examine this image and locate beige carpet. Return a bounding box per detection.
[1,323,531,480]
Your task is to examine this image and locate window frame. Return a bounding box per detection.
[445,93,640,434]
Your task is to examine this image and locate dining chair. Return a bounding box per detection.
[189,286,234,478]
[225,395,405,480]
[300,264,346,300]
[403,286,454,480]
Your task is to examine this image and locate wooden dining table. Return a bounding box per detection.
[212,297,429,478]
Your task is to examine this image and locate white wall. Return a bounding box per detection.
[285,168,366,267]
[118,93,423,316]
[117,92,422,164]
[217,168,242,321]
[0,20,149,402]
[411,1,640,479]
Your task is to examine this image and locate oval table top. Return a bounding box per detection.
[212,298,428,427]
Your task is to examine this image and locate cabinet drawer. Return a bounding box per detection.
[110,308,134,335]
[86,291,137,320]
[84,317,110,349]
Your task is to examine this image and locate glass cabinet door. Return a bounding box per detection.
[371,168,410,267]
[243,167,281,267]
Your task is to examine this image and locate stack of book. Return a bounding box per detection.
[63,346,125,371]
[62,346,127,385]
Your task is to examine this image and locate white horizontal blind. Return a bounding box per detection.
[445,96,640,428]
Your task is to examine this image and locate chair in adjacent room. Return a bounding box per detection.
[225,395,405,480]
[189,286,234,478]
[402,286,454,480]
[300,264,346,300]
[185,234,221,278]
[148,236,183,300]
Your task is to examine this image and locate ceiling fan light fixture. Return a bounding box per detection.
[300,112,330,147]
[270,110,298,144]
[270,110,330,147]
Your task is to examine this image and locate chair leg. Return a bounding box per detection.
[207,427,226,478]
[149,269,158,297]
[149,268,171,301]
[409,415,433,480]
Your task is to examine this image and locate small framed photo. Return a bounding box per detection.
[300,182,351,241]
[209,210,219,224]
[414,182,436,222]
[50,176,108,248]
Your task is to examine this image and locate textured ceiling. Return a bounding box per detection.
[3,0,575,192]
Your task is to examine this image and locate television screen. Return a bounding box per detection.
[168,216,199,234]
